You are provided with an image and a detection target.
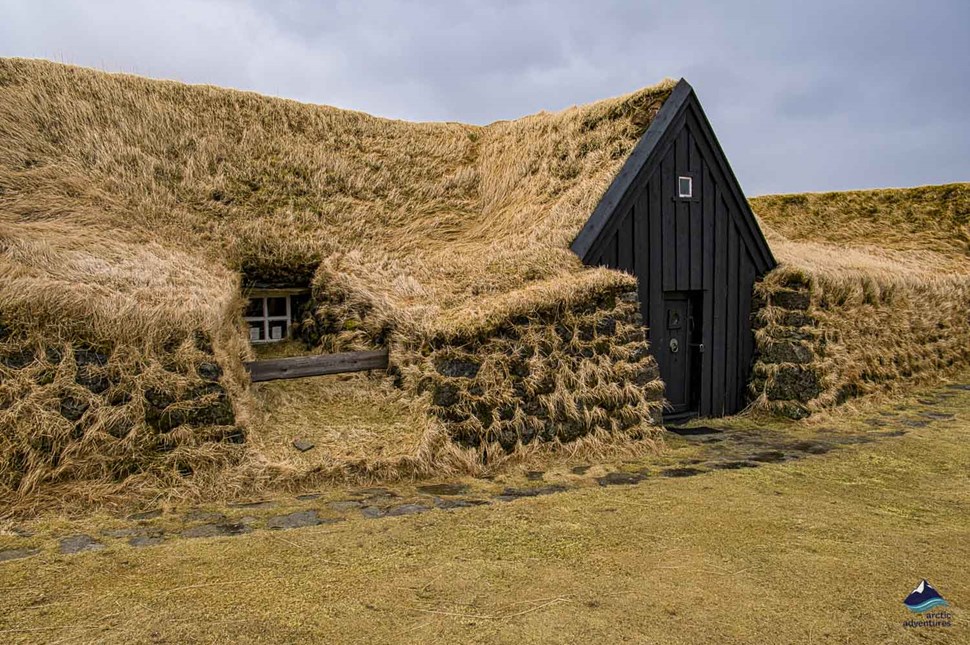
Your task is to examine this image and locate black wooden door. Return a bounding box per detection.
[663,293,691,413]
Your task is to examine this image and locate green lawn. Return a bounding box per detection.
[1,387,968,644]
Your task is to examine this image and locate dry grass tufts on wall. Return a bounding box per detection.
[748,185,970,417]
[0,59,671,511]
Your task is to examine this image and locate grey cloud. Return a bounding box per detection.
[0,0,967,194]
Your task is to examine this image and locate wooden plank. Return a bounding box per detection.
[725,218,740,414]
[676,197,691,291]
[635,185,651,315]
[246,287,311,298]
[613,230,621,268]
[700,162,715,415]
[599,231,618,268]
[689,131,704,290]
[737,255,756,411]
[648,171,665,360]
[245,349,389,382]
[618,209,634,273]
[711,186,728,415]
[661,151,676,291]
[675,128,691,290]
[702,163,715,291]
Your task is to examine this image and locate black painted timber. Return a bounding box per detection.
[245,350,389,382]
[571,78,776,419]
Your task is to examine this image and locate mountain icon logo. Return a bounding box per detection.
[903,580,948,613]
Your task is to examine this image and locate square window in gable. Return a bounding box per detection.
[678,176,693,199]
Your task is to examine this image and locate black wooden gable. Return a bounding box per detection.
[572,79,774,271]
[571,79,777,419]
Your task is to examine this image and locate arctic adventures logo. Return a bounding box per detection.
[902,580,952,628]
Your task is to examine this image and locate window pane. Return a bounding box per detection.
[678,176,692,198]
[245,297,264,318]
[266,297,288,317]
[268,321,287,341]
[248,322,265,342]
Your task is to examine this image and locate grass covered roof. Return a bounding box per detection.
[753,183,970,282]
[2,58,967,370]
[2,58,967,510]
[0,58,678,347]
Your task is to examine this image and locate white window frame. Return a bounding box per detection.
[244,295,292,343]
[678,175,693,199]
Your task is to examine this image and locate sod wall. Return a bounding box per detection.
[750,268,970,418]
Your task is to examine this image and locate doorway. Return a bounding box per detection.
[660,291,704,418]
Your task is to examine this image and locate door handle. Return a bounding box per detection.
[669,338,680,353]
[689,343,705,353]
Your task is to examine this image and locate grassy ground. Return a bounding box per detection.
[249,373,428,468]
[1,382,968,643]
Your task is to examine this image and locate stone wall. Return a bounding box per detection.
[393,288,665,453]
[0,328,243,490]
[749,277,825,419]
[291,277,392,354]
[750,268,970,418]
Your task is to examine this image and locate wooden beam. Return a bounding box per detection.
[245,349,389,382]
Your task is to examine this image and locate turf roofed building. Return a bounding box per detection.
[240,79,778,422]
[4,59,967,497]
[0,61,776,490]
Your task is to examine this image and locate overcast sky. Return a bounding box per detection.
[2,0,967,195]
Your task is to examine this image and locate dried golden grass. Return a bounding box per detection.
[0,59,671,511]
[750,184,970,410]
[752,183,969,260]
[0,57,674,340]
[3,57,964,511]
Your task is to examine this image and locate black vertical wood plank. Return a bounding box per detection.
[737,255,756,411]
[702,164,715,290]
[700,162,714,415]
[661,151,676,291]
[635,185,651,316]
[618,209,634,273]
[676,201,691,290]
[689,131,704,290]
[675,129,690,290]
[725,215,740,414]
[602,234,614,268]
[712,186,727,415]
[649,171,665,366]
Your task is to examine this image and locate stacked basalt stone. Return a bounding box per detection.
[395,288,664,454]
[750,277,825,419]
[0,326,242,489]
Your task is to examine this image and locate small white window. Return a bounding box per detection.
[244,295,292,343]
[678,176,693,198]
